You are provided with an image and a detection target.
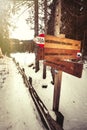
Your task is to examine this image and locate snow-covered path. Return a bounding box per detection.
[0,53,87,130]
[0,57,47,130]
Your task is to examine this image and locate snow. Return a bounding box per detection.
[0,56,46,130]
[0,53,87,130]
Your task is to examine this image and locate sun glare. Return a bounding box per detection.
[10,6,34,40]
[10,21,34,40]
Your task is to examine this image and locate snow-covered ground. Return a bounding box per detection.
[0,53,87,130]
[0,56,47,130]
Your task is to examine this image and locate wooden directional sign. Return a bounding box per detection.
[44,35,81,60]
[43,35,83,78]
[44,59,83,78]
[42,35,83,114]
[34,34,83,77]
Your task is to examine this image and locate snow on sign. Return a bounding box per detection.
[34,34,45,48]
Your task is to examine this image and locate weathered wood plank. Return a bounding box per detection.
[44,43,80,50]
[45,35,81,50]
[37,47,44,60]
[44,48,79,54]
[44,60,83,78]
[44,48,79,60]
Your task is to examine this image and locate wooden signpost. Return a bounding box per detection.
[43,35,83,113]
[34,34,45,72]
[35,34,83,113]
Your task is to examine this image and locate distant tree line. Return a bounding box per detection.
[0,0,12,56]
[10,39,35,53]
[0,0,87,58]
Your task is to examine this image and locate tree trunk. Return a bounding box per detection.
[54,0,61,36]
[34,0,39,72]
[52,0,62,111]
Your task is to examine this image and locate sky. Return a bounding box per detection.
[9,0,52,41]
[0,0,34,40]
[9,5,34,40]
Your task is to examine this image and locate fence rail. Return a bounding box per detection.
[13,58,63,130]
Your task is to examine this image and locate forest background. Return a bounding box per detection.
[0,0,87,59]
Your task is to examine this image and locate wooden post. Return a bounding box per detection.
[35,46,40,72]
[42,0,47,79]
[53,70,62,111]
[43,64,46,79]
